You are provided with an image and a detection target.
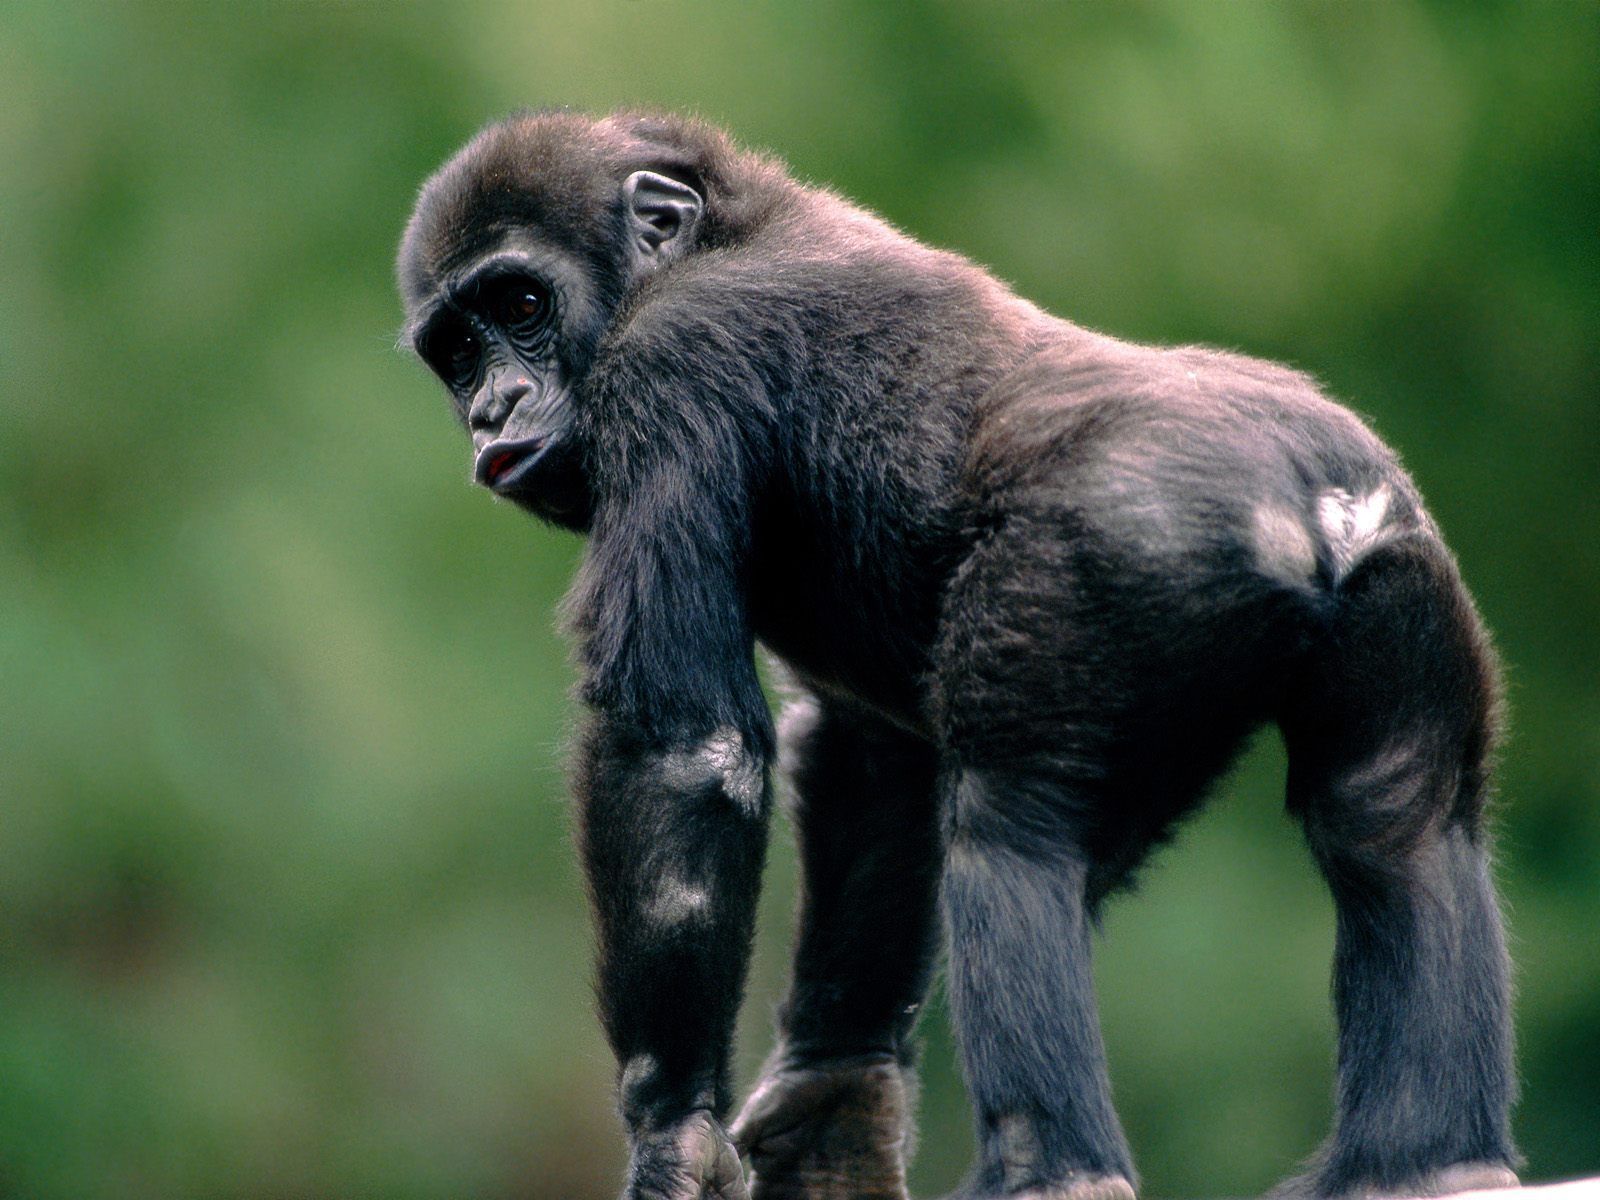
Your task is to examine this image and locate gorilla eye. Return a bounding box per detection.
[493,281,551,334]
[427,323,480,388]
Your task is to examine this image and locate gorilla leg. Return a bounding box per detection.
[927,497,1285,1200]
[732,698,942,1200]
[1279,538,1517,1197]
[940,768,1136,1200]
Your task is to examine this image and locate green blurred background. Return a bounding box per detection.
[2,2,1596,1196]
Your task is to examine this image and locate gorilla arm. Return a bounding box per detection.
[571,423,774,1200]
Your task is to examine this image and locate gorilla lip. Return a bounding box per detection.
[475,437,546,492]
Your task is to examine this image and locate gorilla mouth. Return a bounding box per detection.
[475,436,547,493]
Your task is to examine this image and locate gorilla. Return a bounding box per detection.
[397,110,1517,1200]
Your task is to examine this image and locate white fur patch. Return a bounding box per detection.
[657,726,764,813]
[1318,485,1394,578]
[647,876,712,927]
[698,728,746,776]
[996,1113,1044,1190]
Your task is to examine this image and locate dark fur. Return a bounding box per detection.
[398,111,1517,1200]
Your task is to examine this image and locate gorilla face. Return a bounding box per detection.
[406,238,595,528]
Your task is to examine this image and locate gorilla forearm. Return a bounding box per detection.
[772,698,942,1065]
[727,700,940,1200]
[577,714,770,1128]
[572,482,775,1130]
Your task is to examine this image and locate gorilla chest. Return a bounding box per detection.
[746,523,943,732]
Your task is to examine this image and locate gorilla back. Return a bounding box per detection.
[398,111,1516,1200]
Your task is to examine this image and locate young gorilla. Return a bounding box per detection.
[397,111,1517,1200]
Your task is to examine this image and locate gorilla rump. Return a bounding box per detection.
[397,111,1516,1200]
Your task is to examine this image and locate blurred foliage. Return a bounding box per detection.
[0,1,1596,1196]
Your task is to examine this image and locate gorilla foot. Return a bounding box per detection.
[1004,1176,1137,1200]
[730,1055,912,1200]
[945,1175,1135,1200]
[1268,1161,1519,1199]
[1406,1164,1522,1195]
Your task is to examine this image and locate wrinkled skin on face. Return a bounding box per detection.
[398,115,712,531]
[403,239,595,527]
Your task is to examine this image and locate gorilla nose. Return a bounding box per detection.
[500,378,534,406]
[468,377,534,432]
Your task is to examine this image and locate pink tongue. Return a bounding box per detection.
[490,451,516,481]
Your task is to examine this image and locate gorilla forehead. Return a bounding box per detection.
[396,109,748,314]
[398,112,623,310]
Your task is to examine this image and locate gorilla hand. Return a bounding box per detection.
[626,1111,749,1200]
[730,1055,912,1200]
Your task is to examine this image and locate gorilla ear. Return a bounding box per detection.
[623,170,703,265]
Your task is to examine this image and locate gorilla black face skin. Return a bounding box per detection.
[400,111,1517,1200]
